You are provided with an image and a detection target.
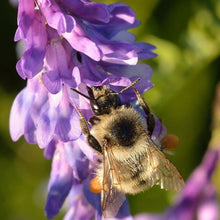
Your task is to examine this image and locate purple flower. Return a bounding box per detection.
[9,0,173,219]
[11,0,157,152]
[9,76,82,146]
[15,0,156,90]
[134,149,220,220]
[11,0,219,219]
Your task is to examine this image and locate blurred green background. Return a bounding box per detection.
[1,0,220,219]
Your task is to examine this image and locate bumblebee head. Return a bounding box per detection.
[87,86,121,115]
[71,78,140,115]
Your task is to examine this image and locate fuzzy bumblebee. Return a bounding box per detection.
[72,79,184,218]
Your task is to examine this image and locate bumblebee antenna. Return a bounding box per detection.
[111,78,141,96]
[71,88,92,100]
[72,78,141,100]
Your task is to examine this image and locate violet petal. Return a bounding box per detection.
[64,141,90,183]
[45,143,73,219]
[37,105,57,148]
[38,0,75,34]
[64,184,95,220]
[16,11,47,79]
[62,21,101,61]
[44,139,56,160]
[9,88,34,141]
[41,71,62,94]
[15,0,35,40]
[93,3,137,38]
[98,40,138,65]
[61,0,110,24]
[55,89,81,142]
[24,113,37,144]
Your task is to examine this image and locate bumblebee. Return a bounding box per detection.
[72,79,184,217]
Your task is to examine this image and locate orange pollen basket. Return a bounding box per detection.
[89,177,102,194]
[161,134,180,151]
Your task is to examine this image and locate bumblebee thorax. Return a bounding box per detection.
[105,107,146,148]
[109,117,137,147]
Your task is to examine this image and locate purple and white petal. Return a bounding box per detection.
[64,184,95,220]
[55,88,81,142]
[16,11,47,79]
[38,0,75,34]
[37,104,57,148]
[15,0,35,40]
[92,3,138,39]
[98,40,138,65]
[44,139,56,159]
[9,88,34,141]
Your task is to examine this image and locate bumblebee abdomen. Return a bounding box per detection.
[116,155,152,194]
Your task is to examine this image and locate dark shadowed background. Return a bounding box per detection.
[1,0,220,219]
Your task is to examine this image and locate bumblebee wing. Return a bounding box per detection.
[101,142,126,218]
[144,135,184,191]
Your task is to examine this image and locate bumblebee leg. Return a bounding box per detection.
[75,106,102,153]
[132,86,155,136]
[87,134,102,153]
[88,115,101,126]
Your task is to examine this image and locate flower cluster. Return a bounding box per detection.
[10,0,161,219]
[9,0,220,220]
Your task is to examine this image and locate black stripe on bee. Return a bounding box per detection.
[130,165,144,179]
[131,170,142,179]
[138,179,147,185]
[128,154,145,179]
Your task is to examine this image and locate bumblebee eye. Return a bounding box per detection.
[92,104,102,115]
[93,104,99,110]
[93,104,99,111]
